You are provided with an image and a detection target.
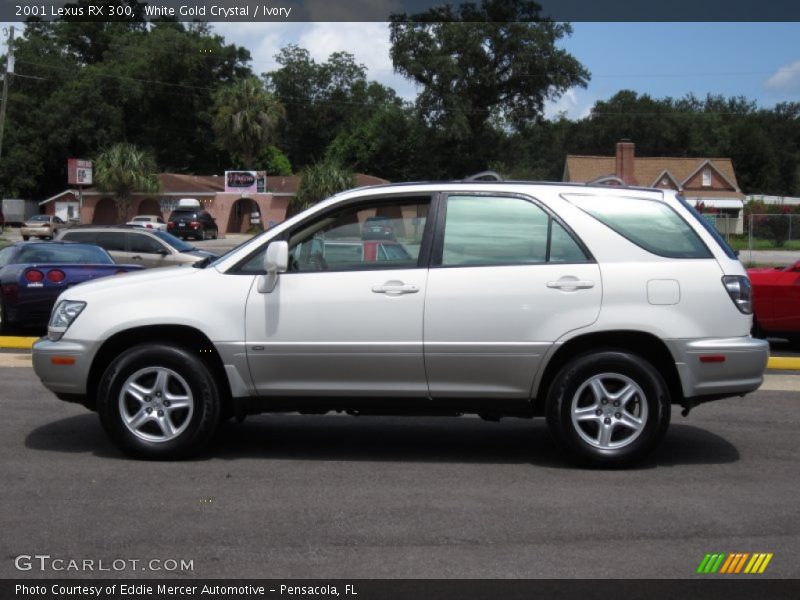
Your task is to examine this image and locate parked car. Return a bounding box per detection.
[748,260,800,344]
[0,242,142,333]
[32,181,768,464]
[361,216,397,240]
[57,227,217,268]
[126,215,167,232]
[167,209,218,240]
[21,215,66,240]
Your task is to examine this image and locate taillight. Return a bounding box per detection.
[190,221,201,229]
[46,269,66,283]
[722,275,753,314]
[25,269,44,283]
[167,222,175,229]
[146,223,153,229]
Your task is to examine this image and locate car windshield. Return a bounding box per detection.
[15,244,113,264]
[151,230,195,252]
[28,215,50,222]
[202,222,283,269]
[132,217,150,222]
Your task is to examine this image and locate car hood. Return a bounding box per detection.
[59,264,203,299]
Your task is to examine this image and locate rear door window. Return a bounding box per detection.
[96,232,127,252]
[438,194,590,266]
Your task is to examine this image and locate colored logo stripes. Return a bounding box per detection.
[697,553,773,574]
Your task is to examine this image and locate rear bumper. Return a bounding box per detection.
[666,336,769,401]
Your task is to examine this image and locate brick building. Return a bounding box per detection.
[38,173,388,236]
[563,141,746,234]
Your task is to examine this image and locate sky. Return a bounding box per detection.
[3,21,800,120]
[209,21,800,119]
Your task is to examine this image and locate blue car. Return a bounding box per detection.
[0,241,143,333]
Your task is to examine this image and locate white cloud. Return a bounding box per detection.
[544,88,594,121]
[764,59,800,92]
[213,22,418,100]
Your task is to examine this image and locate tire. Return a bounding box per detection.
[546,350,671,467]
[0,299,11,335]
[201,229,208,241]
[22,235,29,241]
[97,344,221,459]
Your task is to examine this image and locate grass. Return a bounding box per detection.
[727,236,800,251]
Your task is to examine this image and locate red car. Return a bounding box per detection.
[748,260,800,344]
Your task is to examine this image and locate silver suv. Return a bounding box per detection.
[57,227,217,268]
[32,182,769,465]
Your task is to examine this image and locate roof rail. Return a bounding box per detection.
[464,170,504,182]
[587,175,625,186]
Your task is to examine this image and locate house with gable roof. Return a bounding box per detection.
[563,140,745,234]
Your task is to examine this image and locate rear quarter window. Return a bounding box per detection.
[564,195,712,259]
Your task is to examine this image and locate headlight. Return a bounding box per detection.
[48,300,86,341]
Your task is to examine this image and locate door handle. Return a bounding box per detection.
[131,255,142,260]
[372,281,420,295]
[547,278,595,290]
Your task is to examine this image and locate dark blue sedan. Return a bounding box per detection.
[0,241,143,333]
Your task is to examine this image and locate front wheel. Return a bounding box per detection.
[546,350,671,467]
[97,344,221,459]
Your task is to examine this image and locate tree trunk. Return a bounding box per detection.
[116,195,131,224]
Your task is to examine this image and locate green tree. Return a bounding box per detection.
[212,76,284,168]
[94,143,161,223]
[265,45,399,168]
[389,0,589,176]
[291,161,356,215]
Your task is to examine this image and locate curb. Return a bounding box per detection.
[0,336,37,349]
[1,336,800,371]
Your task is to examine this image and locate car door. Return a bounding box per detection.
[126,232,172,268]
[243,195,432,398]
[424,193,602,399]
[95,232,128,264]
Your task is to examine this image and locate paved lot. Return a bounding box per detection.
[1,365,798,580]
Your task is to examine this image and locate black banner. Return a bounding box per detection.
[2,0,800,22]
[3,580,800,600]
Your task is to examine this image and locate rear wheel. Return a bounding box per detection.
[97,344,221,459]
[546,350,671,467]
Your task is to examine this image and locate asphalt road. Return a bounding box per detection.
[1,365,799,580]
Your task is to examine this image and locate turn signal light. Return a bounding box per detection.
[699,355,726,363]
[50,356,76,365]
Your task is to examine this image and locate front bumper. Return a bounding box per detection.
[32,337,99,400]
[666,336,769,401]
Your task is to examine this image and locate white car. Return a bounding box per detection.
[32,181,768,464]
[125,215,167,232]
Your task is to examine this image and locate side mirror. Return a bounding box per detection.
[257,241,288,293]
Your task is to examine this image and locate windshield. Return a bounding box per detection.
[204,222,283,269]
[15,244,113,264]
[28,215,50,222]
[151,230,195,252]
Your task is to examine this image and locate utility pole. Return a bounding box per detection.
[0,25,15,161]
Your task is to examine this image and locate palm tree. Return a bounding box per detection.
[212,77,284,168]
[290,160,356,216]
[94,143,161,223]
